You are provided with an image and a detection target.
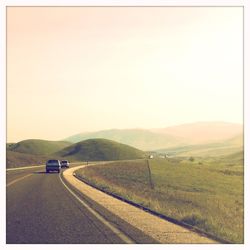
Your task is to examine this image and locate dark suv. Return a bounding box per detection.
[46,159,61,173]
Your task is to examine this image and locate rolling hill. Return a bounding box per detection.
[6,151,49,168]
[153,121,243,144]
[64,129,185,150]
[54,138,145,161]
[157,134,243,157]
[6,121,243,167]
[7,139,72,155]
[65,122,243,151]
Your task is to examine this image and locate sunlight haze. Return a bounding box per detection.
[7,7,243,142]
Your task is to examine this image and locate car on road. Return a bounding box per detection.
[61,160,69,168]
[46,159,61,173]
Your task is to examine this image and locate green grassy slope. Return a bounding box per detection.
[55,138,145,161]
[8,139,72,155]
[7,143,15,149]
[6,151,48,168]
[76,154,243,243]
[64,129,185,150]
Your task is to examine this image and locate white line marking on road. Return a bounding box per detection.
[6,173,33,187]
[59,174,135,244]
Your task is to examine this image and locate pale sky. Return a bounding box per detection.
[7,7,243,142]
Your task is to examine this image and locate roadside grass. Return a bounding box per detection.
[75,155,243,243]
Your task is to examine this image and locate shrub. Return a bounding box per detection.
[189,156,195,162]
[181,214,211,231]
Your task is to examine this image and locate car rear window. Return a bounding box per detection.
[48,160,58,163]
[61,161,68,163]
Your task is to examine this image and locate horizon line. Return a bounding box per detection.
[7,120,243,143]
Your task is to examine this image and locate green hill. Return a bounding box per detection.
[55,138,145,161]
[6,151,48,168]
[64,129,184,150]
[8,139,72,155]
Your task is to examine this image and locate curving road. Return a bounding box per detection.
[6,164,217,244]
[6,165,142,244]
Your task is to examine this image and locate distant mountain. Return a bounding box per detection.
[7,139,72,155]
[152,121,243,144]
[54,138,145,161]
[64,129,185,151]
[157,134,243,157]
[65,122,243,150]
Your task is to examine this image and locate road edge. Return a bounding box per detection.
[59,168,136,244]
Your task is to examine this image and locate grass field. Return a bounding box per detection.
[75,154,244,243]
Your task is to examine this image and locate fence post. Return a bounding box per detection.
[146,159,154,189]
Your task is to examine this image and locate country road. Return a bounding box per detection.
[6,165,143,244]
[6,164,218,244]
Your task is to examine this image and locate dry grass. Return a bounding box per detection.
[76,155,243,243]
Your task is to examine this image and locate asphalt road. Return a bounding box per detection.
[6,165,135,244]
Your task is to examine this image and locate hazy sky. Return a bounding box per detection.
[7,7,243,142]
